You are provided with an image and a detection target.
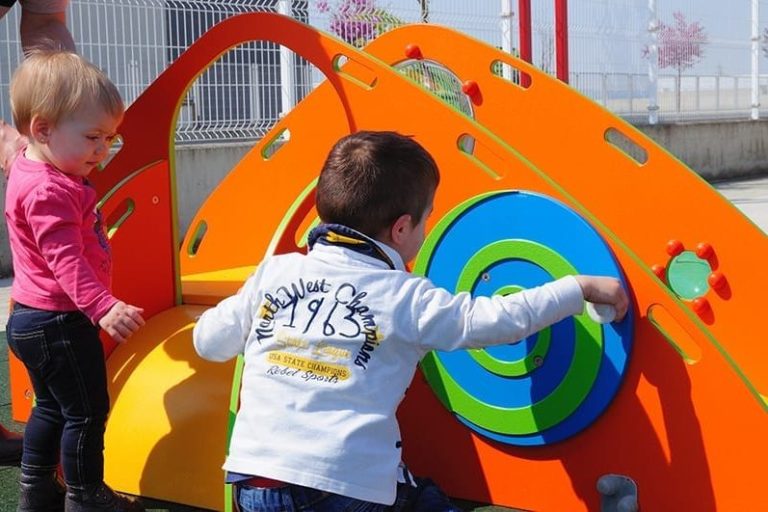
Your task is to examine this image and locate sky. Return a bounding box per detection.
[312,0,768,76]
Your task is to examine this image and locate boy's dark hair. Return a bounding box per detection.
[316,131,440,237]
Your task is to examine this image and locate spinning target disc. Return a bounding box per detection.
[414,191,633,446]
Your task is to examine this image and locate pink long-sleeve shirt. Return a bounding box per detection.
[5,150,117,324]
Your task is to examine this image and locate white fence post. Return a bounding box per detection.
[751,0,760,120]
[500,0,514,81]
[278,0,295,116]
[647,0,659,125]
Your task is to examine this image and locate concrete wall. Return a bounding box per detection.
[1,119,767,277]
[174,142,252,238]
[638,120,768,181]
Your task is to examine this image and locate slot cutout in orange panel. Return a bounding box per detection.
[187,220,208,257]
[605,127,648,165]
[261,129,291,160]
[457,133,504,180]
[491,60,532,90]
[647,303,702,364]
[334,54,378,89]
[295,206,320,249]
[97,136,124,172]
[106,198,134,238]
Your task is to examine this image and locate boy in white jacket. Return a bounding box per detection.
[193,131,629,512]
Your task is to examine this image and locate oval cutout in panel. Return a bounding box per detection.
[491,60,531,90]
[187,220,208,257]
[106,197,134,239]
[647,303,702,364]
[97,135,124,172]
[297,217,321,249]
[605,127,648,165]
[457,133,476,155]
[295,206,320,249]
[457,133,504,180]
[261,129,291,160]
[333,53,378,90]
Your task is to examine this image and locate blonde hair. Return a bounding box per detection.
[10,49,124,136]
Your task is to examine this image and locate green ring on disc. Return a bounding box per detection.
[420,239,604,435]
[466,284,552,377]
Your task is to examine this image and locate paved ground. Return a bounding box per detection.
[0,175,767,511]
[712,175,768,233]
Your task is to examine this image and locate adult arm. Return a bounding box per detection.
[19,1,75,53]
[0,1,75,175]
[0,121,26,177]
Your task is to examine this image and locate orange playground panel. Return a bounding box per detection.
[7,12,767,512]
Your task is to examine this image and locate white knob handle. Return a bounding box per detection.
[586,302,617,324]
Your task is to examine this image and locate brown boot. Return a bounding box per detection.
[64,482,144,512]
[18,471,66,512]
[0,424,23,466]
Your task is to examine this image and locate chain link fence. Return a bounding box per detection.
[2,0,768,144]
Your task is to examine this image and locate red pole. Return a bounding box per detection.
[555,0,569,83]
[518,0,532,87]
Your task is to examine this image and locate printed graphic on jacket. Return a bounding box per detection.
[256,277,384,384]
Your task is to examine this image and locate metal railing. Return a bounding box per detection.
[573,71,768,123]
[2,0,768,145]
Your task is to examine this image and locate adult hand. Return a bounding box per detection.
[0,120,27,178]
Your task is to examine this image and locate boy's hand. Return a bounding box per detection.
[99,301,145,343]
[574,276,629,322]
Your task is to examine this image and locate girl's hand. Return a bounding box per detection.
[98,301,145,343]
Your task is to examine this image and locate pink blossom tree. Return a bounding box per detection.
[645,11,708,112]
[759,27,768,58]
[316,0,404,48]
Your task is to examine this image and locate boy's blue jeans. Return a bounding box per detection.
[234,478,463,512]
[7,303,110,490]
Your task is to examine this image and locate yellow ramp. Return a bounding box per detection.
[104,306,235,510]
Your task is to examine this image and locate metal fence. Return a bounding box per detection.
[2,0,768,144]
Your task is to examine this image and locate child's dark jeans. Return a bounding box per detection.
[234,478,463,512]
[7,302,109,490]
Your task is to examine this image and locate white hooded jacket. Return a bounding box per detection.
[193,229,584,504]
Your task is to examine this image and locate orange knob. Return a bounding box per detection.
[692,297,709,314]
[461,80,480,97]
[404,43,423,60]
[695,242,714,260]
[708,271,726,290]
[666,239,684,257]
